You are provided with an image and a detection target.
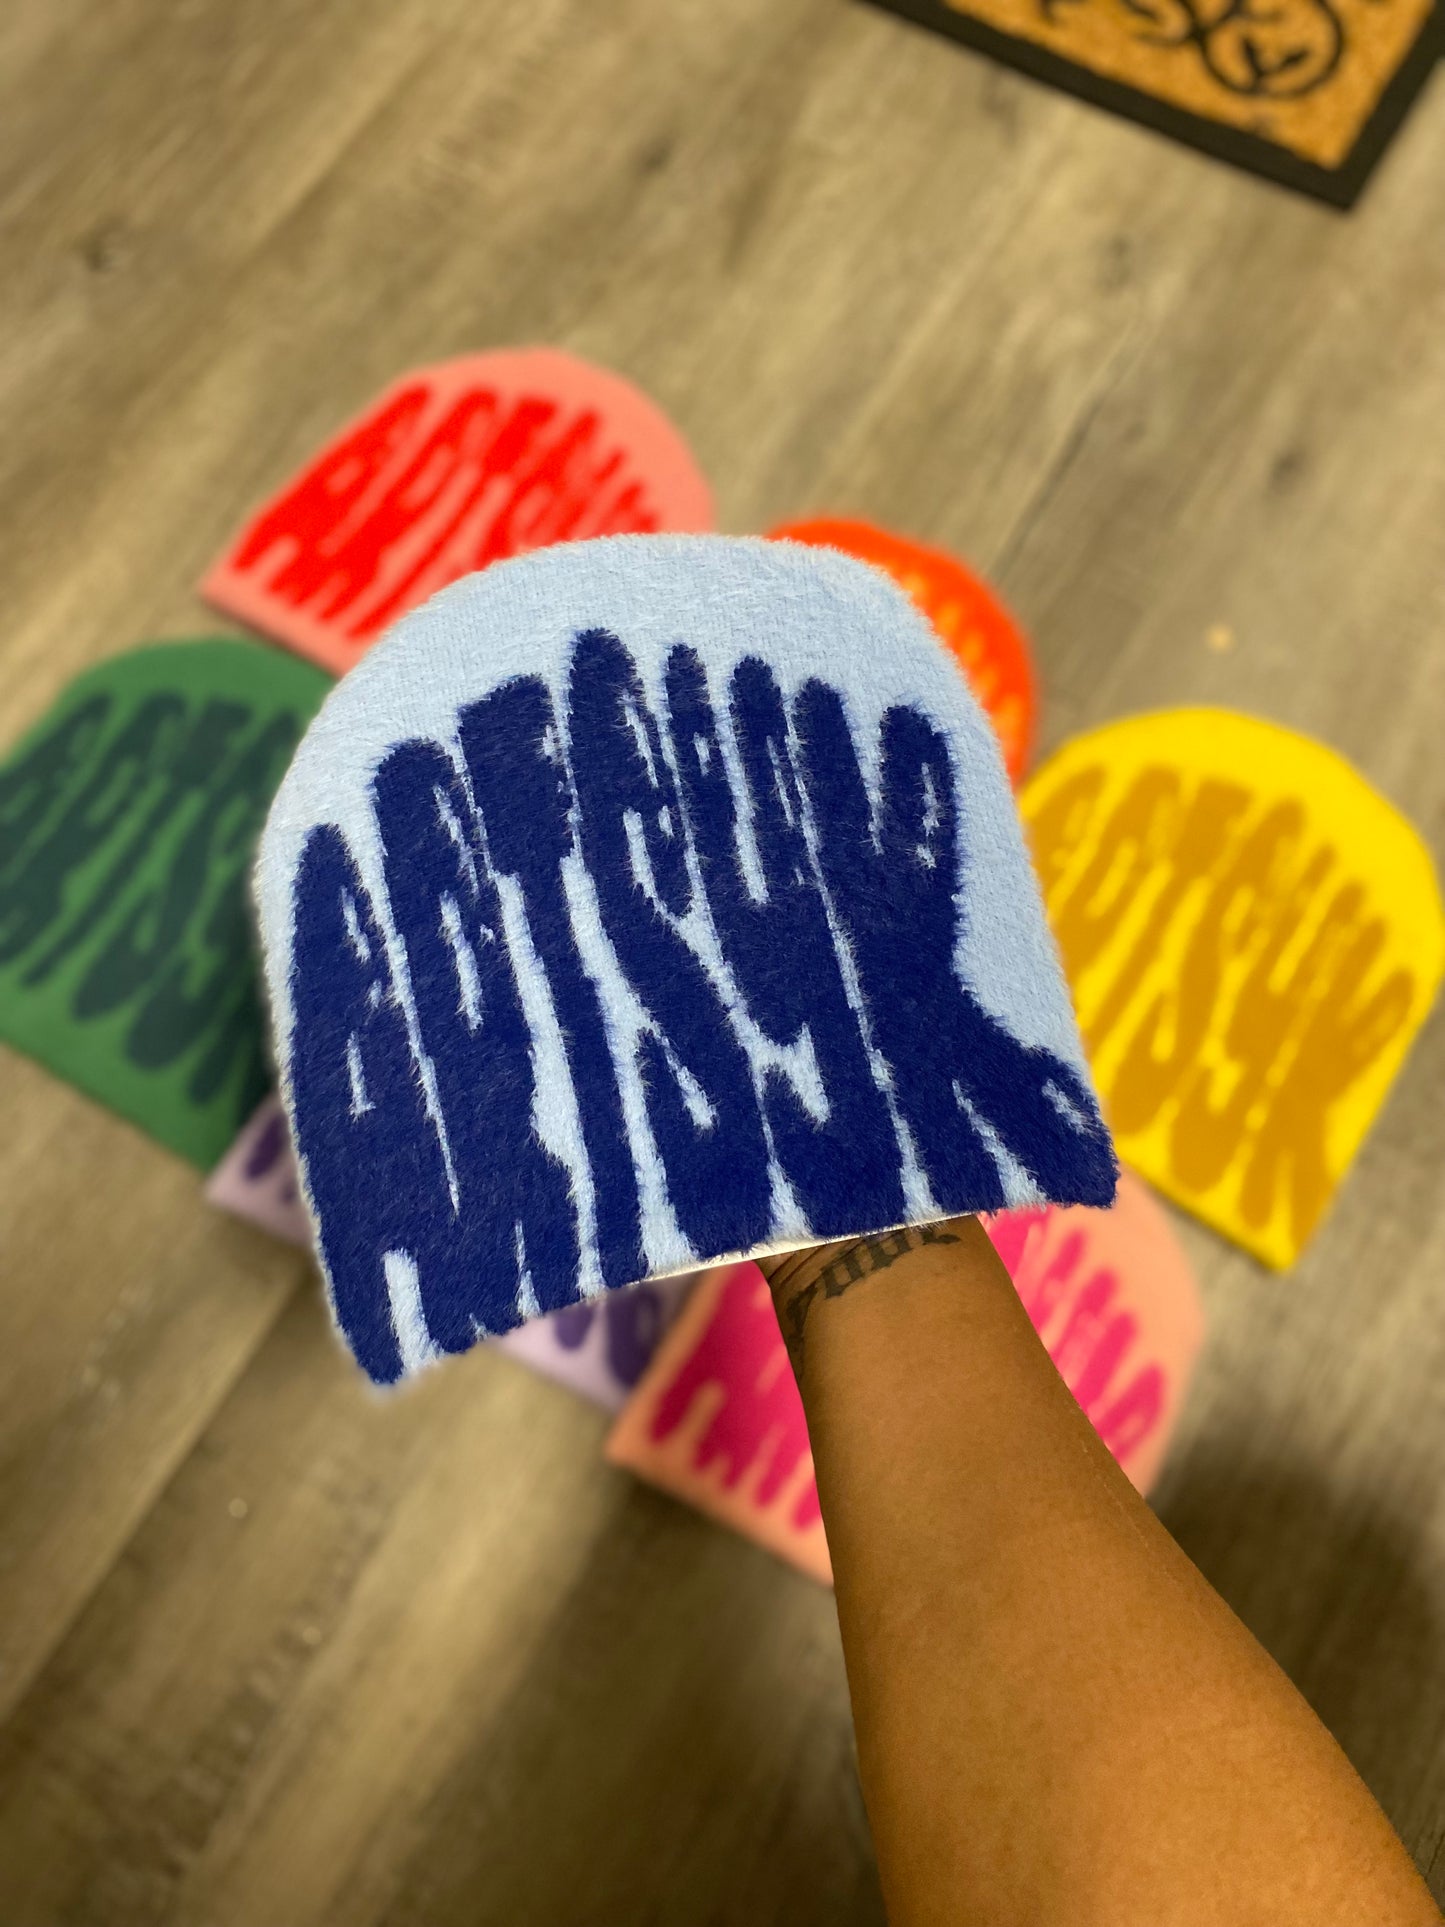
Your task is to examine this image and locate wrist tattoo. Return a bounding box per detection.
[774,1221,961,1377]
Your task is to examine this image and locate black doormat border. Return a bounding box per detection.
[864,0,1443,206]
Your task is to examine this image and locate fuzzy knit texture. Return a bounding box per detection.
[257,534,1117,1384]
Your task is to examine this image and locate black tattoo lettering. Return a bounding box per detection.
[775,1220,961,1377]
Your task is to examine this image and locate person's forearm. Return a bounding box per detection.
[759,1217,1438,1927]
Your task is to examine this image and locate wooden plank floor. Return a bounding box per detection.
[1,2,1443,1918]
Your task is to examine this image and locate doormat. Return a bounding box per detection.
[868,0,1441,205]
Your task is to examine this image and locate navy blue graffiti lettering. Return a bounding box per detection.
[794,685,1115,1210]
[289,627,1115,1383]
[566,629,772,1261]
[458,677,644,1292]
[665,647,905,1240]
[289,824,448,1384]
[371,740,581,1340]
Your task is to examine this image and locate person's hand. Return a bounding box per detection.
[754,1213,1440,1927]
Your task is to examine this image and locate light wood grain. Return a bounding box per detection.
[0,0,1443,1918]
[0,1292,874,1927]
